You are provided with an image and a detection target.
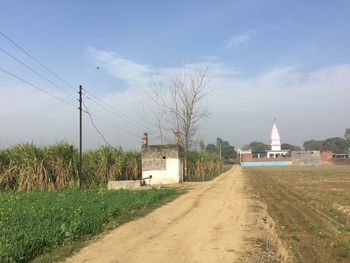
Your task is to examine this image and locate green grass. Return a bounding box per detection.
[0,188,177,263]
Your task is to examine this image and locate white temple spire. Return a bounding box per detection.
[266,119,289,158]
[270,119,281,151]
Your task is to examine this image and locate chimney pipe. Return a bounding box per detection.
[142,132,148,146]
[175,131,180,145]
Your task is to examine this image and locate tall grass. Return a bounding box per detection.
[83,147,141,187]
[187,151,223,181]
[0,142,141,191]
[0,143,222,190]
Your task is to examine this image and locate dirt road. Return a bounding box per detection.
[63,166,273,263]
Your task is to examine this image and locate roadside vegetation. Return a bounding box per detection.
[187,151,224,181]
[0,142,226,190]
[0,142,225,262]
[0,188,177,263]
[0,142,141,191]
[245,165,350,263]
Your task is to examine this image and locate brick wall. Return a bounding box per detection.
[320,150,333,162]
[291,151,320,165]
[141,144,183,171]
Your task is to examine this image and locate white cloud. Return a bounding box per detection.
[1,47,350,149]
[84,48,350,147]
[225,30,256,49]
[203,64,350,147]
[85,47,150,88]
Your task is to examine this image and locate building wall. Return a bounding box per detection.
[141,144,183,184]
[241,153,291,162]
[241,161,291,167]
[142,158,183,184]
[291,151,320,165]
[320,150,333,162]
[240,151,323,166]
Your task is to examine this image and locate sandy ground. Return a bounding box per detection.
[63,166,287,263]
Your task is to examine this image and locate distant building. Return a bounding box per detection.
[266,119,289,158]
[240,119,291,166]
[141,133,184,184]
[292,151,321,165]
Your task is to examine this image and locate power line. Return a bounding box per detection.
[0,46,77,100]
[0,31,149,132]
[0,66,77,108]
[0,30,77,92]
[82,100,113,147]
[83,109,140,138]
[84,90,149,130]
[0,31,146,141]
[84,94,146,130]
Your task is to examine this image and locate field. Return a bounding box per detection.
[0,143,223,191]
[245,165,350,263]
[0,188,177,263]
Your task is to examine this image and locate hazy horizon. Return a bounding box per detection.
[1,1,349,150]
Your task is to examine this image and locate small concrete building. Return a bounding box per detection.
[141,133,184,185]
[291,151,321,165]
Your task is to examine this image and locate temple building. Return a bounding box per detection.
[266,119,289,158]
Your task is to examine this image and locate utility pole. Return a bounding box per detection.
[78,85,83,188]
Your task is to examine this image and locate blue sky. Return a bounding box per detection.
[1,0,350,149]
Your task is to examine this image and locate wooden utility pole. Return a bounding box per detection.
[78,85,83,188]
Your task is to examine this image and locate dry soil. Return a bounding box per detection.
[63,166,287,263]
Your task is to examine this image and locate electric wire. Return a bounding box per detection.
[0,31,148,139]
[85,111,140,138]
[0,30,77,92]
[0,66,77,108]
[81,107,139,138]
[0,46,77,100]
[82,101,113,147]
[84,90,149,130]
[84,95,146,130]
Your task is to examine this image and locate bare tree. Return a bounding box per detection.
[165,67,211,180]
[148,67,211,180]
[148,70,167,145]
[149,82,165,144]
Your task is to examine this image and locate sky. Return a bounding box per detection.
[0,0,349,150]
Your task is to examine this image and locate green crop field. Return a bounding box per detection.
[0,188,177,263]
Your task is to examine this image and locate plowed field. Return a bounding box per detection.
[245,165,350,263]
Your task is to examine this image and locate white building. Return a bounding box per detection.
[141,133,184,184]
[266,120,289,158]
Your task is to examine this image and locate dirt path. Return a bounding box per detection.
[63,166,290,262]
[64,166,249,263]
